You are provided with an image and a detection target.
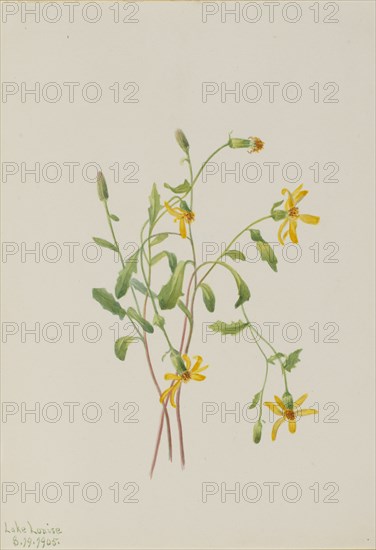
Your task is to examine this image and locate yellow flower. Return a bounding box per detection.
[264,394,318,441]
[278,185,320,245]
[160,355,208,408]
[164,201,195,239]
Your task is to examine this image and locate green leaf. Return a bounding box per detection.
[127,307,154,334]
[150,233,169,246]
[151,251,177,273]
[250,229,278,272]
[199,283,216,312]
[217,262,251,308]
[92,237,118,252]
[153,313,165,329]
[248,392,261,409]
[209,320,250,335]
[148,183,162,225]
[92,288,126,320]
[115,251,138,299]
[283,349,303,372]
[115,336,138,361]
[164,180,191,194]
[158,261,187,310]
[267,352,285,365]
[130,278,157,299]
[110,214,120,222]
[223,249,246,262]
[178,300,192,326]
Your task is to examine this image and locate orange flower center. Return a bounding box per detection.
[181,371,192,382]
[288,206,299,218]
[284,409,296,421]
[183,211,195,223]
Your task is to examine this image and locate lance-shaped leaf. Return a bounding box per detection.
[92,237,118,252]
[158,261,187,310]
[267,352,285,365]
[151,250,177,273]
[148,183,162,225]
[115,251,138,299]
[250,229,278,272]
[248,392,261,409]
[150,233,169,246]
[130,278,157,298]
[178,300,192,327]
[115,336,139,361]
[223,249,246,262]
[216,262,251,308]
[199,283,216,312]
[164,180,191,194]
[283,349,302,372]
[127,307,154,334]
[209,320,250,335]
[92,288,126,320]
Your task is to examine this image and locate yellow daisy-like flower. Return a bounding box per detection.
[160,355,208,408]
[278,185,320,245]
[164,201,195,239]
[264,394,318,441]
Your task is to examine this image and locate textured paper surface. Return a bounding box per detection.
[1,1,375,548]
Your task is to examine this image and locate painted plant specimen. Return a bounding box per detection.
[91,130,320,476]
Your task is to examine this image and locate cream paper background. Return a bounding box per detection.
[1,1,375,548]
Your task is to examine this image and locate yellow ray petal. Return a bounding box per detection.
[182,354,191,370]
[191,373,206,381]
[282,188,294,209]
[299,214,320,225]
[288,420,297,434]
[292,184,304,197]
[169,380,182,408]
[274,395,286,410]
[294,190,308,204]
[264,402,283,416]
[164,373,181,381]
[160,385,173,404]
[299,409,318,416]
[294,393,308,407]
[164,201,180,217]
[272,417,285,441]
[278,219,288,245]
[196,364,209,373]
[289,219,298,243]
[191,356,203,372]
[179,218,187,238]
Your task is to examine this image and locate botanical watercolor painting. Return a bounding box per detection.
[91,129,320,477]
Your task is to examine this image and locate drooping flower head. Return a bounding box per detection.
[165,201,195,239]
[160,355,208,408]
[278,185,320,245]
[264,393,317,441]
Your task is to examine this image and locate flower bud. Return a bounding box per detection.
[282,391,294,410]
[253,420,263,444]
[175,129,189,154]
[228,136,264,153]
[97,171,109,201]
[170,348,186,374]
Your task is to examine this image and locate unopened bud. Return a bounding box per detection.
[253,420,263,444]
[97,171,109,201]
[229,136,264,153]
[175,129,189,154]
